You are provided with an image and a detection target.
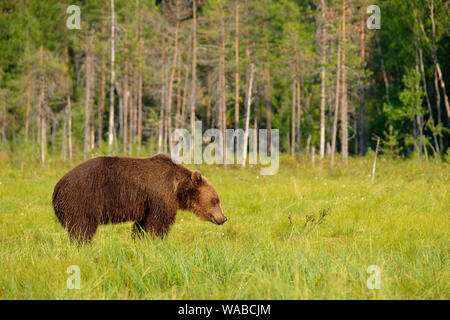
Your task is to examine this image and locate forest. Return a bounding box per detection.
[1,1,449,300]
[0,0,449,163]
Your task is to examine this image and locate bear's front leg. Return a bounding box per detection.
[133,201,177,239]
[131,220,146,239]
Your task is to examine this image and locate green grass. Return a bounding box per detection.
[0,153,449,299]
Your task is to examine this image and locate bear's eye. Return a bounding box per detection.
[211,198,219,206]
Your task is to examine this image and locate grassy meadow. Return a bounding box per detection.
[0,153,449,299]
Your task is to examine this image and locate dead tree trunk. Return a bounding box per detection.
[207,70,212,127]
[427,0,450,119]
[128,67,134,155]
[181,64,189,127]
[319,0,327,158]
[376,34,390,104]
[340,0,348,161]
[175,54,182,129]
[123,60,129,155]
[137,0,143,155]
[84,39,92,159]
[167,20,179,155]
[330,20,342,168]
[418,43,439,153]
[39,45,46,164]
[67,96,73,161]
[1,95,6,151]
[190,0,197,156]
[234,0,240,129]
[219,7,227,161]
[98,12,106,144]
[434,69,443,150]
[291,76,296,155]
[158,49,166,153]
[24,87,31,144]
[359,18,367,155]
[264,63,272,152]
[296,77,302,153]
[242,63,255,167]
[108,0,116,154]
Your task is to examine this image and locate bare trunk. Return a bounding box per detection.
[24,87,31,143]
[128,69,134,155]
[62,101,67,159]
[167,21,179,155]
[39,45,46,164]
[98,9,106,144]
[190,0,197,156]
[108,0,116,153]
[158,49,166,153]
[97,48,106,143]
[372,137,380,183]
[359,19,367,155]
[63,3,70,155]
[175,55,182,129]
[220,9,227,161]
[376,34,390,104]
[429,0,450,119]
[84,40,92,159]
[291,77,296,155]
[234,0,240,129]
[98,56,106,145]
[419,44,439,152]
[137,52,143,154]
[243,0,251,133]
[434,69,443,150]
[264,63,272,152]
[242,63,255,167]
[41,106,46,164]
[319,0,327,158]
[123,61,129,155]
[435,61,450,119]
[137,0,143,155]
[181,64,189,126]
[1,95,6,151]
[67,96,72,161]
[340,0,348,161]
[207,70,212,127]
[330,20,342,168]
[296,78,301,153]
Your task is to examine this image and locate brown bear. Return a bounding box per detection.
[52,153,227,244]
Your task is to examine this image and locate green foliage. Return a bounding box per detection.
[0,0,449,160]
[383,69,425,124]
[381,125,402,159]
[444,149,450,164]
[399,69,425,118]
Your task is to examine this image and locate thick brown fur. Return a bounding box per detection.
[52,153,226,244]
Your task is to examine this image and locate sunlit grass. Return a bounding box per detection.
[0,153,448,299]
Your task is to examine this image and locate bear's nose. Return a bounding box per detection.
[223,217,228,223]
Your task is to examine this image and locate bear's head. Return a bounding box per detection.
[177,171,227,225]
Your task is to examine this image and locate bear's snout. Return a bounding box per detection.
[211,211,227,225]
[217,216,228,225]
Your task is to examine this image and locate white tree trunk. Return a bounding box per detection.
[319,0,327,159]
[108,0,115,154]
[242,63,255,167]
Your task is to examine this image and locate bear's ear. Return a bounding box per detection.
[191,171,203,187]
